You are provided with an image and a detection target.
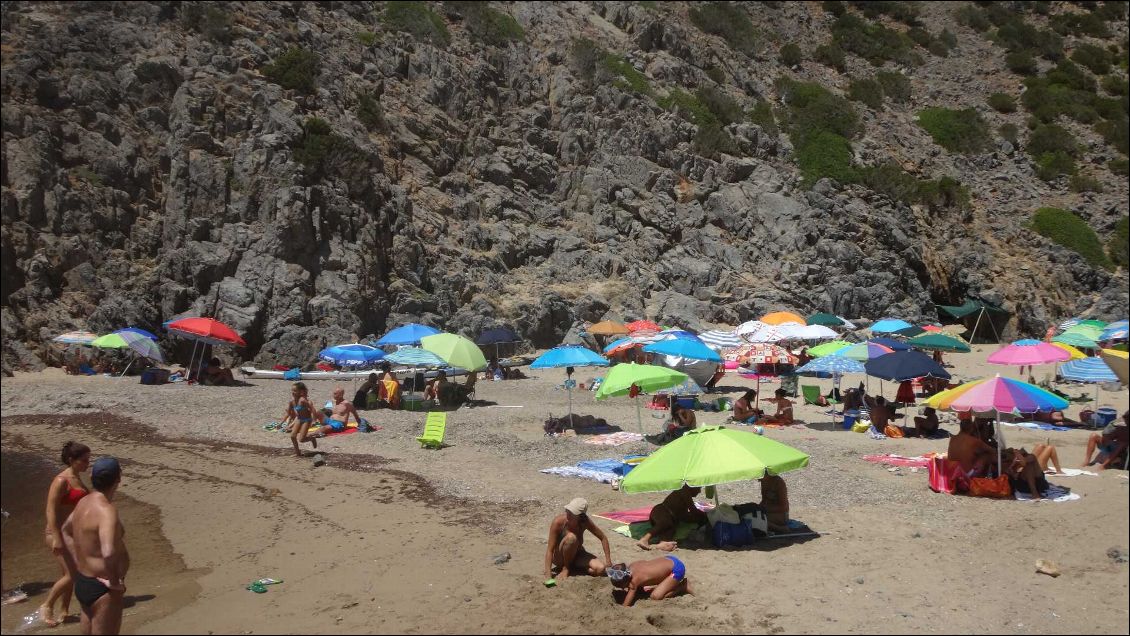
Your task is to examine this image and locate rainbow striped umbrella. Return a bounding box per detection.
[926,375,1068,413]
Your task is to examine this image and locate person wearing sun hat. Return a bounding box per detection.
[542,498,613,584]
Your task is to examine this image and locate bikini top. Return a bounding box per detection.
[59,478,88,506]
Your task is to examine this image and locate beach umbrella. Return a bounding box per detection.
[620,426,809,494]
[475,327,521,346]
[643,338,722,363]
[807,313,853,328]
[166,317,245,380]
[797,356,866,376]
[988,341,1073,366]
[626,320,661,333]
[1049,342,1087,360]
[603,337,639,356]
[1099,320,1129,342]
[318,344,385,368]
[781,324,838,340]
[699,329,742,350]
[908,333,971,353]
[1061,322,1104,342]
[809,340,851,357]
[893,326,927,338]
[1100,349,1129,386]
[741,343,796,364]
[374,323,441,347]
[738,322,786,343]
[656,328,700,341]
[531,345,610,428]
[421,333,488,372]
[116,327,158,341]
[833,342,895,362]
[595,363,688,438]
[1060,357,1118,383]
[1053,332,1099,349]
[1076,319,1109,330]
[1057,317,1081,332]
[869,337,912,351]
[921,325,942,333]
[760,311,805,326]
[868,318,912,334]
[52,330,98,345]
[864,350,950,382]
[385,347,450,368]
[587,320,630,336]
[91,331,165,370]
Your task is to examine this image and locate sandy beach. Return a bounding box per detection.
[1,346,1128,635]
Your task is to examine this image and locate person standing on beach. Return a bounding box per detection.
[61,457,128,635]
[283,383,321,456]
[41,441,91,627]
[543,498,612,582]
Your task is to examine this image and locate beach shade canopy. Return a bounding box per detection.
[865,350,951,382]
[626,320,661,333]
[868,337,912,352]
[643,338,722,363]
[91,331,164,363]
[760,311,806,326]
[796,355,866,376]
[925,376,1068,413]
[594,363,687,400]
[1100,349,1129,386]
[936,300,1010,344]
[893,325,927,338]
[833,342,895,361]
[620,426,809,493]
[374,323,441,347]
[385,347,450,368]
[1059,357,1119,384]
[52,330,98,345]
[475,327,522,346]
[531,345,610,369]
[1099,320,1128,342]
[587,320,630,336]
[807,313,853,328]
[166,317,246,347]
[116,327,158,341]
[908,333,971,353]
[1053,332,1099,349]
[869,318,913,334]
[698,329,742,350]
[1049,342,1087,360]
[809,340,851,357]
[420,333,488,371]
[988,341,1074,366]
[318,344,385,368]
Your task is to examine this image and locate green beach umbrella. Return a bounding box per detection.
[595,363,688,439]
[807,313,849,328]
[1060,323,1104,344]
[809,340,851,357]
[620,425,809,494]
[908,333,971,353]
[91,331,164,363]
[1053,332,1098,349]
[420,333,488,371]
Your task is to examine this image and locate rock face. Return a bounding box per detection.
[1,2,1127,373]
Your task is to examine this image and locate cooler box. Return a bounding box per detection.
[843,409,860,430]
[1094,407,1118,428]
[675,397,697,410]
[402,394,427,412]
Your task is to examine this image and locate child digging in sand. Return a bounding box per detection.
[608,556,693,606]
[282,382,321,456]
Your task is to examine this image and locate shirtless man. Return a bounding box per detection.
[319,387,361,435]
[1082,412,1129,470]
[759,474,790,533]
[910,407,940,438]
[543,498,612,582]
[608,556,692,606]
[948,419,996,477]
[636,485,707,551]
[61,457,128,635]
[760,389,794,425]
[868,396,892,432]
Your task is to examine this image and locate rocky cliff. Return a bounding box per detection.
[2,1,1127,372]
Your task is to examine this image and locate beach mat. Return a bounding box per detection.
[539,466,618,483]
[581,432,644,446]
[1001,421,1073,432]
[1015,484,1080,502]
[594,501,714,525]
[862,454,934,468]
[612,521,701,541]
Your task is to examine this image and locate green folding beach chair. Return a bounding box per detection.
[417,412,447,449]
[801,385,822,406]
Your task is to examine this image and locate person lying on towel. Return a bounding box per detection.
[316,387,360,435]
[759,475,790,533]
[947,419,996,478]
[636,485,707,552]
[608,556,692,606]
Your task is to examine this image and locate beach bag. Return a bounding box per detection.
[711,519,754,548]
[884,424,904,438]
[969,475,1012,499]
[283,368,301,381]
[852,419,871,433]
[928,457,967,494]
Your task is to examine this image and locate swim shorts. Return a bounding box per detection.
[665,555,686,582]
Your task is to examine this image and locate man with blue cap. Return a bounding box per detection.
[61,457,128,635]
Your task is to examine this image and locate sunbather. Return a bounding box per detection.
[317,387,360,435]
[909,407,940,438]
[1082,411,1128,470]
[636,485,707,552]
[544,498,612,582]
[608,556,692,606]
[201,357,236,386]
[284,382,321,456]
[760,389,794,425]
[947,419,995,478]
[424,371,449,402]
[1004,448,1049,500]
[732,390,762,424]
[866,396,892,432]
[662,404,696,441]
[1030,443,1064,474]
[759,474,790,533]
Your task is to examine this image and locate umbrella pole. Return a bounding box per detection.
[120,354,135,377]
[568,384,574,430]
[188,340,199,382]
[995,410,1003,476]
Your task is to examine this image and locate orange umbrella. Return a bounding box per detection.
[626,320,661,333]
[588,320,629,336]
[760,311,805,326]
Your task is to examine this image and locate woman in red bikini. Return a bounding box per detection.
[41,441,92,626]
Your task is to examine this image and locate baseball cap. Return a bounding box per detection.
[91,457,122,489]
[564,497,588,516]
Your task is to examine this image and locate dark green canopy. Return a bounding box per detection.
[936,299,1010,319]
[934,300,1011,344]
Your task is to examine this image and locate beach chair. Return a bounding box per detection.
[801,385,822,406]
[417,412,448,449]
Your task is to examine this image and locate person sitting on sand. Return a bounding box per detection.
[1028,443,1064,474]
[909,407,940,438]
[1003,448,1050,500]
[378,364,402,410]
[760,389,794,426]
[353,373,380,409]
[608,556,692,606]
[201,357,236,386]
[317,387,360,435]
[543,498,612,582]
[703,364,725,391]
[732,390,762,424]
[948,418,995,478]
[866,396,892,431]
[284,382,322,456]
[487,356,506,381]
[424,371,449,402]
[636,485,707,552]
[663,404,696,441]
[759,474,790,533]
[1082,411,1128,470]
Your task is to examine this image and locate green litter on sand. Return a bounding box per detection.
[543,579,556,588]
[246,578,283,593]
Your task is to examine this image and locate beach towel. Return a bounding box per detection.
[867,426,887,440]
[1000,421,1072,432]
[1015,484,1080,502]
[581,432,644,446]
[1046,468,1097,477]
[612,521,701,541]
[862,454,933,468]
[539,466,619,483]
[594,502,714,525]
[928,456,968,494]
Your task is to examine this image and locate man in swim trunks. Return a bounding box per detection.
[543,498,612,582]
[636,485,707,551]
[318,387,360,435]
[1082,411,1128,470]
[948,418,995,478]
[61,457,128,635]
[608,556,692,606]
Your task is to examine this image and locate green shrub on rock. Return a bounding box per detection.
[988,92,1017,113]
[383,1,450,48]
[916,107,990,153]
[263,47,320,94]
[689,2,757,56]
[1031,207,1112,269]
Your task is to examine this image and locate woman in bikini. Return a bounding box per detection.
[41,441,92,626]
[284,382,321,457]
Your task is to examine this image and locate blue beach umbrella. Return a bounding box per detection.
[374,323,442,347]
[1060,357,1119,384]
[116,327,158,341]
[796,356,867,376]
[699,329,742,350]
[870,318,913,334]
[318,343,385,368]
[869,337,912,351]
[642,338,723,363]
[1099,320,1128,342]
[531,345,610,428]
[864,350,951,382]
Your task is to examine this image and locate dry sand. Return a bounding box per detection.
[1,345,1127,634]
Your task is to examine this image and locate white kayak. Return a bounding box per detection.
[239,366,467,380]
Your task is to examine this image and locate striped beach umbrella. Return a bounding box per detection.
[52,330,98,345]
[699,329,742,350]
[385,347,449,368]
[1059,357,1119,384]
